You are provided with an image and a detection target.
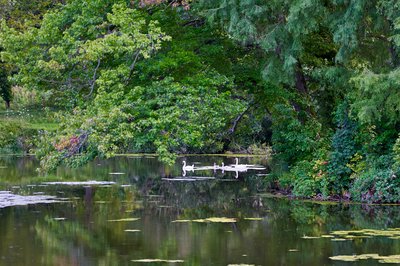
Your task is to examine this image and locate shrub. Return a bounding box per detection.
[328,101,358,193]
[0,120,36,153]
[291,161,318,197]
[393,135,400,168]
[350,168,400,203]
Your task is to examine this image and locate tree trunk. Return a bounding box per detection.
[293,62,316,119]
[389,43,400,67]
[295,62,308,95]
[5,100,10,109]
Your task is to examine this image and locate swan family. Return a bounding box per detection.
[182,158,266,172]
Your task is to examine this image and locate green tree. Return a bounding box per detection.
[193,0,400,198]
[1,0,250,170]
[0,0,64,29]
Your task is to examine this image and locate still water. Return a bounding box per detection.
[1,155,400,266]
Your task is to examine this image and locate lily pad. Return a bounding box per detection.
[192,219,208,223]
[204,217,237,223]
[244,218,263,221]
[227,264,255,266]
[131,259,184,263]
[379,256,400,264]
[53,217,67,221]
[173,217,237,223]
[358,254,380,260]
[329,255,358,262]
[301,236,321,239]
[329,254,400,263]
[107,218,140,222]
[43,181,115,186]
[330,228,400,240]
[124,229,140,232]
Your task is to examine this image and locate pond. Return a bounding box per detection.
[1,155,400,265]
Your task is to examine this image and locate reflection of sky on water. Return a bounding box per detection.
[0,190,61,208]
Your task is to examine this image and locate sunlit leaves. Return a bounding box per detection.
[0,1,170,97]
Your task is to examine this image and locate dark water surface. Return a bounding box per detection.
[1,155,400,266]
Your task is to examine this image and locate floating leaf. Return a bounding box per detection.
[289,249,299,252]
[329,255,358,261]
[301,236,320,239]
[44,181,116,186]
[125,229,141,232]
[227,264,255,266]
[321,235,334,238]
[344,235,371,239]
[358,254,380,259]
[107,218,140,222]
[244,218,263,221]
[379,257,400,264]
[329,254,400,263]
[131,259,184,263]
[204,217,237,223]
[330,228,400,240]
[331,238,351,241]
[173,217,237,223]
[192,219,207,223]
[330,230,352,235]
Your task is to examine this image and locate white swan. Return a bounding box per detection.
[182,160,194,171]
[221,162,241,172]
[193,162,219,171]
[230,158,267,170]
[221,161,247,178]
[229,158,249,170]
[231,158,257,167]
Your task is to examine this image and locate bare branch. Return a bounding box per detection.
[125,50,141,84]
[228,104,253,135]
[86,58,101,98]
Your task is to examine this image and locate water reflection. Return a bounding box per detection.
[1,156,400,265]
[0,155,269,185]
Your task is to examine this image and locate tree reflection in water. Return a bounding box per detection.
[1,156,400,265]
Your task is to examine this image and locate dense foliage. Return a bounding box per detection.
[1,0,400,202]
[193,0,400,202]
[0,63,11,109]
